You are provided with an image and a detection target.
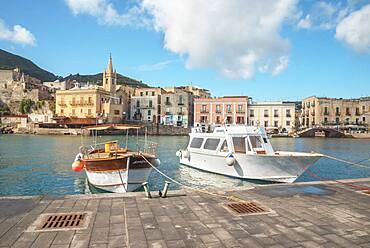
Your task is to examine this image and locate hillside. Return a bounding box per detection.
[0,49,148,88]
[0,49,57,82]
[63,73,148,88]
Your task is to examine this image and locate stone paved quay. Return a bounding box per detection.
[0,178,370,248]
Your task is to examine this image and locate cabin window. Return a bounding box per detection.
[204,138,220,150]
[190,138,203,148]
[232,137,246,153]
[249,136,263,149]
[220,140,229,152]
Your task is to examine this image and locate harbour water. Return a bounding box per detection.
[0,134,369,196]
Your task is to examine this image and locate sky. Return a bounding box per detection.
[0,0,369,101]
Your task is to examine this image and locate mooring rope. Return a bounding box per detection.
[317,152,370,170]
[123,201,130,248]
[139,153,247,203]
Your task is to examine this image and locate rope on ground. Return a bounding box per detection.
[139,153,247,203]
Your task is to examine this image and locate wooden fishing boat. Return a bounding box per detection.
[72,124,159,193]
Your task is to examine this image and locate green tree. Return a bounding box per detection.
[19,99,35,114]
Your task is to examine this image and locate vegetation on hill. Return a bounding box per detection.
[0,49,57,82]
[63,73,148,88]
[0,49,148,87]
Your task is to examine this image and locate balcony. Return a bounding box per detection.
[165,102,172,106]
[69,101,78,106]
[236,111,245,114]
[274,115,279,118]
[311,111,315,116]
[324,112,329,116]
[264,115,269,118]
[249,114,254,117]
[141,105,155,109]
[178,102,184,106]
[165,112,172,115]
[336,112,341,116]
[200,110,209,113]
[286,114,291,118]
[215,110,221,114]
[355,112,361,116]
[58,102,67,106]
[346,112,351,116]
[177,112,185,115]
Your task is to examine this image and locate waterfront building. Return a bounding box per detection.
[161,88,194,127]
[194,96,248,128]
[301,96,370,128]
[130,87,165,123]
[164,85,211,99]
[43,80,73,92]
[55,55,129,123]
[248,101,296,133]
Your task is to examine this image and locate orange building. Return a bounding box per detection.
[194,96,249,127]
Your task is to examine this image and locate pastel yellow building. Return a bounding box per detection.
[55,55,129,123]
[301,96,370,128]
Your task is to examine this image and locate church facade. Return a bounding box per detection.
[55,55,129,124]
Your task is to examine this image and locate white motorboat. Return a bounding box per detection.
[72,124,159,193]
[176,125,322,183]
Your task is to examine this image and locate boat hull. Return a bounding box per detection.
[83,155,156,193]
[179,151,322,183]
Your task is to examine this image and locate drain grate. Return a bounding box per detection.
[226,201,267,215]
[37,213,86,230]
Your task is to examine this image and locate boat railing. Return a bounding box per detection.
[81,140,119,159]
[143,141,158,156]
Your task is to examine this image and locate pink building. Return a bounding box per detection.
[194,96,249,127]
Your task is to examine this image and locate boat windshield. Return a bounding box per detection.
[232,137,246,153]
[249,136,264,149]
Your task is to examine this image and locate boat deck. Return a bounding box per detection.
[0,178,369,247]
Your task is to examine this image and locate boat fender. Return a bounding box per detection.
[154,158,161,167]
[225,154,235,166]
[182,150,190,158]
[175,150,182,157]
[72,160,84,172]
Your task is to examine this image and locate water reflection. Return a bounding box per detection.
[0,135,369,196]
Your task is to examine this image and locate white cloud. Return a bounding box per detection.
[141,0,297,79]
[0,19,36,46]
[137,59,175,71]
[336,4,370,53]
[297,14,312,29]
[65,0,149,27]
[65,0,298,79]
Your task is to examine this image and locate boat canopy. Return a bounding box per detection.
[85,124,144,130]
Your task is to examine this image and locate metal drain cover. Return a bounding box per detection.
[27,212,91,232]
[226,201,268,215]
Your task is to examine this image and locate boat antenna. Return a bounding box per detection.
[136,128,139,153]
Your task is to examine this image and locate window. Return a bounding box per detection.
[232,137,246,153]
[179,95,183,104]
[237,104,243,112]
[114,110,120,115]
[136,100,140,107]
[204,138,220,150]
[148,110,151,115]
[250,109,254,117]
[200,116,207,123]
[286,109,291,117]
[227,104,232,113]
[286,121,291,126]
[237,116,244,124]
[166,97,170,104]
[201,105,207,112]
[251,120,254,126]
[88,97,92,104]
[140,92,143,96]
[264,109,269,117]
[61,109,64,114]
[152,91,155,96]
[88,109,91,115]
[274,121,278,127]
[149,100,153,108]
[226,116,232,124]
[346,107,350,115]
[216,104,221,113]
[249,136,263,149]
[72,109,75,115]
[264,121,268,127]
[190,138,203,148]
[220,140,229,152]
[336,107,340,115]
[274,109,278,117]
[145,91,148,96]
[324,107,328,115]
[80,109,83,113]
[216,116,221,124]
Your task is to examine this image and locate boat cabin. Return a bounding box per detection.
[187,125,274,156]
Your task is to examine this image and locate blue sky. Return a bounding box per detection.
[0,0,369,101]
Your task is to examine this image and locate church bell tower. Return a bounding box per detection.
[103,54,117,93]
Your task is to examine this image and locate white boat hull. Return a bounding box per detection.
[179,151,322,183]
[86,167,153,193]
